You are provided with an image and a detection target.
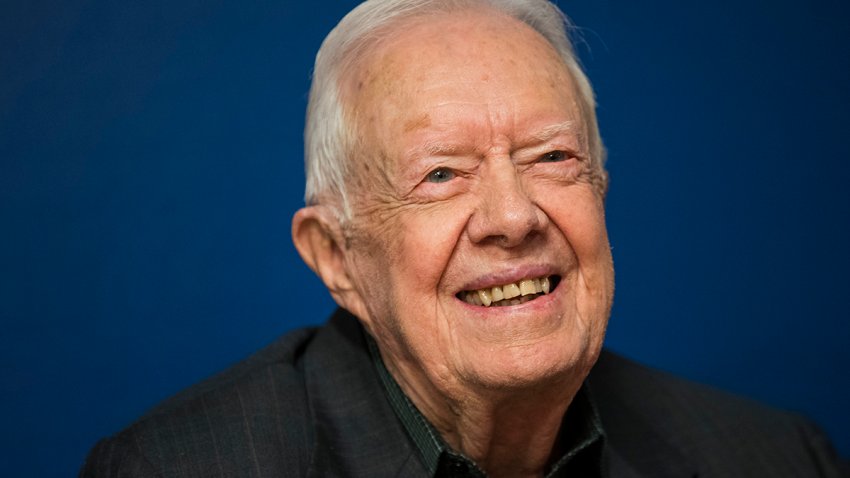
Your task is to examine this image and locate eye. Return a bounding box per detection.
[539,150,567,162]
[425,167,456,183]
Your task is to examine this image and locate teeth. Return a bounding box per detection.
[462,275,555,307]
[478,289,492,306]
[503,283,521,300]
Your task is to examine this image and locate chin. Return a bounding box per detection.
[456,332,598,393]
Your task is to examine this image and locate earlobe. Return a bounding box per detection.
[292,206,350,292]
[292,206,367,317]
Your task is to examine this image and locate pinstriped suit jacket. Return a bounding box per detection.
[80,309,848,477]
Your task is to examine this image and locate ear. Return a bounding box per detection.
[291,206,367,317]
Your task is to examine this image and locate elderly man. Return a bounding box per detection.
[82,0,846,477]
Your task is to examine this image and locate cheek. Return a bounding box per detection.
[393,205,472,294]
[374,207,471,370]
[542,186,614,302]
[545,187,608,257]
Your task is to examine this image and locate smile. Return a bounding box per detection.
[458,275,560,307]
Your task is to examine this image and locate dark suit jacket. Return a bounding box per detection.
[81,309,848,477]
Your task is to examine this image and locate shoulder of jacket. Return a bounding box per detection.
[80,326,320,477]
[590,350,848,477]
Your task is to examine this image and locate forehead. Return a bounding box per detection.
[345,10,581,165]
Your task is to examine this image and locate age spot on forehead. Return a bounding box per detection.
[403,113,431,134]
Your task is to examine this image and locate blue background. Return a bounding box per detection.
[1,0,848,475]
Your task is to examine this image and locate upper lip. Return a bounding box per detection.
[457,264,559,293]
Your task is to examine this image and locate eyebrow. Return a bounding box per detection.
[420,141,461,157]
[527,121,581,143]
[406,120,582,161]
[404,140,465,162]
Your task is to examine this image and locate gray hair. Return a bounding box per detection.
[304,0,606,219]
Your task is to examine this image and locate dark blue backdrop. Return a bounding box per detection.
[1,1,848,476]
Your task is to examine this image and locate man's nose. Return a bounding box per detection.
[466,161,548,247]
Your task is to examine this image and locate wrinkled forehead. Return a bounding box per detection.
[339,10,581,165]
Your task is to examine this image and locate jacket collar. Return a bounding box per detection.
[303,308,427,477]
[588,351,700,478]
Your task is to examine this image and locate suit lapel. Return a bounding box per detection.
[303,309,428,477]
[589,352,700,478]
[603,425,699,478]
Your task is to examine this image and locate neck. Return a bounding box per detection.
[389,360,583,478]
[448,390,576,477]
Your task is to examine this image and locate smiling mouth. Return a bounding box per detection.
[457,275,561,307]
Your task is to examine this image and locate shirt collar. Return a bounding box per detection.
[366,333,606,477]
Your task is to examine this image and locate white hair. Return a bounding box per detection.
[304,0,606,219]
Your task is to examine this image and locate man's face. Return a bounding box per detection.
[340,12,614,399]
